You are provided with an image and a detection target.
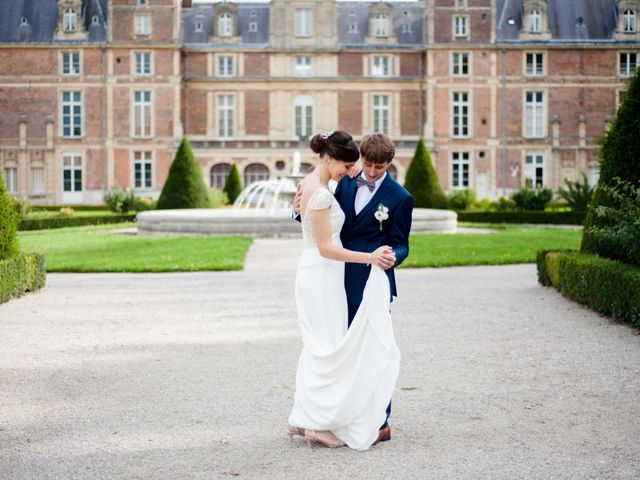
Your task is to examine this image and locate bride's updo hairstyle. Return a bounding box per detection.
[309,130,360,163]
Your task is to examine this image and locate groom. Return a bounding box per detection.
[296,133,414,444]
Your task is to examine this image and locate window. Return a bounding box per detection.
[218,13,232,37]
[524,153,544,187]
[375,14,388,37]
[194,19,204,33]
[210,163,231,189]
[134,151,153,189]
[524,91,545,138]
[217,94,234,138]
[63,8,77,32]
[133,91,152,137]
[452,91,470,138]
[61,52,80,76]
[373,95,390,134]
[525,52,544,76]
[134,52,152,76]
[218,55,234,77]
[31,167,45,194]
[294,94,314,140]
[249,21,258,32]
[623,9,636,32]
[455,0,467,7]
[452,52,469,76]
[401,22,412,34]
[91,15,100,26]
[372,56,390,77]
[387,164,397,180]
[348,21,359,33]
[587,167,600,187]
[135,14,151,35]
[20,16,28,26]
[243,163,269,185]
[295,56,311,77]
[451,152,470,188]
[62,154,82,192]
[528,9,542,33]
[61,91,82,138]
[3,167,17,194]
[620,52,637,76]
[138,0,148,5]
[295,9,312,37]
[454,16,468,37]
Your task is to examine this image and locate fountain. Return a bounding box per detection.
[136,152,457,237]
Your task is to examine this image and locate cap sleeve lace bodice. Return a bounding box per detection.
[301,187,344,249]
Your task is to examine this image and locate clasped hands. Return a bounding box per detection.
[370,246,396,270]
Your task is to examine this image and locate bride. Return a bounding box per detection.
[288,130,401,451]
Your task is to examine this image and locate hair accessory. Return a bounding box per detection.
[321,130,335,140]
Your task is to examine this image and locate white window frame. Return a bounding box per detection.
[194,19,204,33]
[295,56,312,77]
[523,91,546,138]
[63,8,78,33]
[217,94,235,139]
[61,90,82,138]
[528,9,542,33]
[451,151,471,189]
[31,167,45,195]
[623,9,636,33]
[218,13,233,37]
[3,167,17,194]
[455,0,467,7]
[133,51,152,76]
[243,163,270,185]
[619,51,637,76]
[210,163,232,189]
[452,52,470,77]
[62,153,83,193]
[524,152,545,188]
[373,94,390,134]
[248,21,258,32]
[524,52,545,77]
[61,51,81,76]
[217,55,235,77]
[587,166,600,187]
[294,94,314,140]
[451,91,470,138]
[295,9,312,37]
[372,55,390,77]
[132,90,153,138]
[348,21,359,33]
[134,14,151,35]
[453,15,469,38]
[375,14,389,37]
[133,151,153,190]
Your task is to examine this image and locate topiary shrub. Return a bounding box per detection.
[223,163,242,205]
[511,187,553,210]
[557,173,594,212]
[583,68,640,256]
[447,189,476,210]
[0,171,19,261]
[104,186,136,213]
[157,138,211,209]
[404,138,447,209]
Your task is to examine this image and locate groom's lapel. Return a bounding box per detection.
[343,175,359,226]
[355,174,392,226]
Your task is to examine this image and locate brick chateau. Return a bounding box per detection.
[0,0,638,204]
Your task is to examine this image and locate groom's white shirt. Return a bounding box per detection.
[354,172,387,215]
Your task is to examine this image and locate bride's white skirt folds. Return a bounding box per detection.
[289,248,401,451]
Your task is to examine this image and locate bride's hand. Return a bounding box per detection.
[346,160,362,178]
[370,246,395,270]
[293,183,303,214]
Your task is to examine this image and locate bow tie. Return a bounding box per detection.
[356,176,376,192]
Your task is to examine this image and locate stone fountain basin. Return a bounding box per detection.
[136,208,457,237]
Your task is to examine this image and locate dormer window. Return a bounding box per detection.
[248,21,258,32]
[91,15,100,26]
[63,9,78,32]
[20,16,28,26]
[528,9,542,33]
[138,0,148,6]
[623,9,637,32]
[375,14,388,37]
[218,13,232,37]
[349,22,358,33]
[194,19,204,32]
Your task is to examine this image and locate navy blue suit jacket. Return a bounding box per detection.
[334,174,413,306]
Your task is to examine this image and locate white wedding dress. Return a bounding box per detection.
[288,187,401,451]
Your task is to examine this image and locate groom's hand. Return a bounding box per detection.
[376,247,396,270]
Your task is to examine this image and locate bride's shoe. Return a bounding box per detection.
[304,429,346,449]
[287,425,306,440]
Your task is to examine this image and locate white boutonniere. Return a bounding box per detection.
[374,203,389,230]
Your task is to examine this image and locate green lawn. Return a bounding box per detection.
[18,223,252,272]
[404,226,582,268]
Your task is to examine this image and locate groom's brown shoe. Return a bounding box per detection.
[373,425,391,445]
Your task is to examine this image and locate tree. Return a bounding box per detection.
[223,163,242,205]
[404,138,447,209]
[157,138,212,209]
[0,171,19,260]
[582,68,640,254]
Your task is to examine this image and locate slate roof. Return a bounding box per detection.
[182,3,270,46]
[0,0,107,43]
[496,0,620,42]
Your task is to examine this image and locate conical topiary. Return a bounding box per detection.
[0,171,19,260]
[157,138,212,209]
[223,163,242,205]
[404,138,447,209]
[582,68,640,254]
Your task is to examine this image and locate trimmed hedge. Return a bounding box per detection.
[458,211,586,225]
[30,205,110,212]
[0,252,46,303]
[537,250,640,328]
[19,214,136,231]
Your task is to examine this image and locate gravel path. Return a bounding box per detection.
[1,239,639,480]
